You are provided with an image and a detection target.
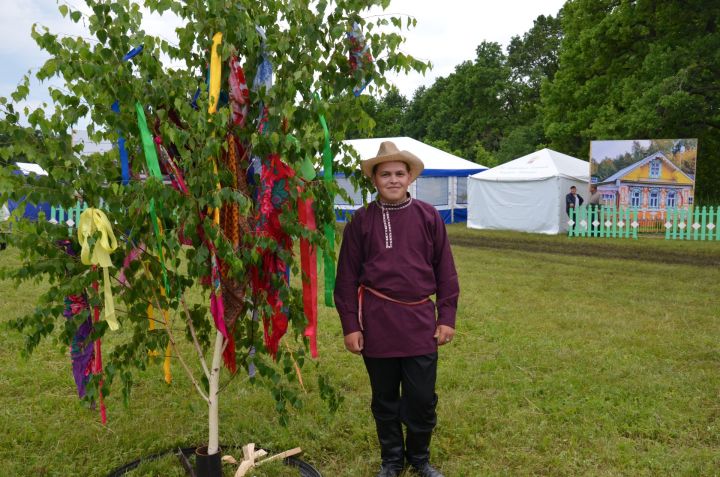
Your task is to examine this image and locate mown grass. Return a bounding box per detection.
[1,226,719,476]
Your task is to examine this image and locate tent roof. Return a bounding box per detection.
[470,148,589,182]
[13,130,112,177]
[342,137,487,176]
[15,162,48,176]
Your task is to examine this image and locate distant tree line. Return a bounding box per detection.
[359,0,720,202]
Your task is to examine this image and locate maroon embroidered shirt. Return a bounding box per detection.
[334,198,460,358]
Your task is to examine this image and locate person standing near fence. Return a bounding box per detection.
[0,202,9,251]
[588,184,601,207]
[334,141,459,477]
[588,185,601,232]
[565,185,584,217]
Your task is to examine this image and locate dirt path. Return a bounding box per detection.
[450,235,720,268]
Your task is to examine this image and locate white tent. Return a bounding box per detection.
[9,132,112,221]
[336,137,487,223]
[15,162,48,176]
[467,148,589,234]
[72,129,114,155]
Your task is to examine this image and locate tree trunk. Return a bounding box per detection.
[207,329,224,455]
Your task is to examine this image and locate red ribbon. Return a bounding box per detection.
[298,193,318,358]
[228,56,250,127]
[250,153,293,358]
[91,281,107,425]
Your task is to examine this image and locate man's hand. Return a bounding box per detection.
[344,331,364,354]
[434,325,455,346]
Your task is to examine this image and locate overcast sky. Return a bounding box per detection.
[1,0,566,113]
[590,140,654,163]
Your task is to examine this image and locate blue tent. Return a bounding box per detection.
[335,137,487,223]
[7,162,51,220]
[7,131,114,221]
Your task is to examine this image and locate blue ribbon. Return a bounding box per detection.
[122,45,144,61]
[113,45,144,185]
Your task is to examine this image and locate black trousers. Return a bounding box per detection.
[363,353,438,434]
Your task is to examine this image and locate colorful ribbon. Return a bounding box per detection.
[252,27,273,93]
[135,102,170,296]
[229,56,250,127]
[316,100,336,307]
[218,137,251,355]
[250,154,293,358]
[203,32,235,369]
[111,45,143,185]
[253,26,273,133]
[156,138,189,195]
[111,101,130,185]
[135,102,162,178]
[91,283,108,425]
[208,32,223,115]
[59,239,105,422]
[291,132,319,356]
[347,22,374,96]
[78,208,119,331]
[64,294,94,397]
[147,299,172,384]
[122,45,144,61]
[298,194,318,358]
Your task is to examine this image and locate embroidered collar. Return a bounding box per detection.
[377,195,412,249]
[377,195,412,210]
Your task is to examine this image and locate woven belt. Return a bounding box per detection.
[357,284,430,331]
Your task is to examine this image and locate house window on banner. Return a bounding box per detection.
[649,159,662,179]
[666,190,676,208]
[649,189,660,209]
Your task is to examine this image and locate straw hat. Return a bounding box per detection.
[361,141,424,181]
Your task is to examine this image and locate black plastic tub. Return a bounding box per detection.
[106,444,322,477]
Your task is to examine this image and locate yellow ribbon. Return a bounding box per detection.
[147,300,173,384]
[78,208,119,330]
[208,32,223,114]
[208,31,223,223]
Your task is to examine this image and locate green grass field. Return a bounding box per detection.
[1,226,719,476]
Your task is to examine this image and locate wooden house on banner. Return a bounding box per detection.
[596,151,694,220]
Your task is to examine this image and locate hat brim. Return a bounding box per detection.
[361,150,424,182]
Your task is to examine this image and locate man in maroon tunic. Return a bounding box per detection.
[335,141,459,477]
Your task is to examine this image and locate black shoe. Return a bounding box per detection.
[410,462,444,477]
[376,463,403,477]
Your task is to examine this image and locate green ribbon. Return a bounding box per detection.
[316,98,336,307]
[287,134,316,181]
[136,102,170,296]
[135,102,162,178]
[299,154,316,181]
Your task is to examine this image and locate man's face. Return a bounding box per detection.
[570,187,577,196]
[372,161,411,204]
